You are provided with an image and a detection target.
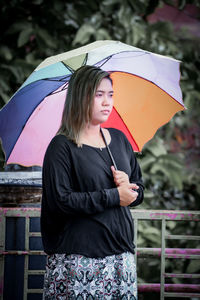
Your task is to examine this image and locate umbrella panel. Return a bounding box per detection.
[7,86,66,166]
[108,72,184,151]
[7,72,184,166]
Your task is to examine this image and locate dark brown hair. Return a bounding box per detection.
[57,65,112,145]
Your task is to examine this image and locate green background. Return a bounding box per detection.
[0,0,199,296]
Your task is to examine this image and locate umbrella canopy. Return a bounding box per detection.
[0,40,184,167]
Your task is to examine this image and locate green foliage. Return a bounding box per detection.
[0,0,200,291]
[0,0,199,210]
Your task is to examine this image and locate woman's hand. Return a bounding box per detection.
[117,184,139,206]
[111,166,129,186]
[111,166,139,189]
[111,165,139,207]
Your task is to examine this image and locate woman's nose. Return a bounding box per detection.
[102,95,110,105]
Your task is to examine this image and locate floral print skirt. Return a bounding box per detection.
[43,251,137,300]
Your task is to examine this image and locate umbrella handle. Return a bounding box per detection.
[100,128,118,170]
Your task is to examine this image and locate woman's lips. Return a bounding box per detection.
[101,110,110,114]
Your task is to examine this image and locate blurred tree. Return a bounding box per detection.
[1,0,199,206]
[0,0,200,294]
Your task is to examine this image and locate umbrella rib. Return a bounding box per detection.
[95,51,148,68]
[61,63,74,73]
[50,83,69,95]
[97,55,113,68]
[42,76,70,82]
[112,107,140,152]
[61,53,88,72]
[109,71,184,108]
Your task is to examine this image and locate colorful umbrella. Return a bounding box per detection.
[0,40,185,167]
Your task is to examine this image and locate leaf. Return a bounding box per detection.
[150,158,184,190]
[166,221,176,230]
[96,28,111,40]
[0,46,13,60]
[72,24,95,46]
[143,190,155,198]
[0,90,10,104]
[143,227,161,236]
[36,29,56,48]
[102,0,120,5]
[32,0,43,4]
[146,137,167,157]
[140,156,155,170]
[186,260,200,273]
[17,27,33,47]
[0,76,10,92]
[6,22,31,34]
[145,233,161,245]
[160,155,183,170]
[1,64,21,80]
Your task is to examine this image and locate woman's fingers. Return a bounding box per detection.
[111,166,129,186]
[131,183,139,190]
[111,166,139,190]
[118,185,139,206]
[111,165,115,173]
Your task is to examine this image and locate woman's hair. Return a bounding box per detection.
[57,65,112,145]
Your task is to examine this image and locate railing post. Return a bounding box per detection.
[134,218,138,267]
[0,210,5,300]
[160,218,166,300]
[23,216,30,300]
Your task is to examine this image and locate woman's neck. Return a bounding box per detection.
[79,124,106,148]
[81,124,101,139]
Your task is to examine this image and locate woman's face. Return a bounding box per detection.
[90,78,114,126]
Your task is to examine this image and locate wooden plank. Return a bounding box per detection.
[28,270,45,275]
[138,283,200,293]
[27,289,43,294]
[131,209,200,221]
[166,234,200,240]
[165,273,200,279]
[29,232,41,237]
[1,250,45,255]
[137,247,200,257]
[0,208,41,217]
[164,292,200,298]
[165,253,200,259]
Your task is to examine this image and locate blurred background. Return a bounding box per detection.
[0,0,199,298]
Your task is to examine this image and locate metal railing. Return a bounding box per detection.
[0,208,200,299]
[132,210,200,299]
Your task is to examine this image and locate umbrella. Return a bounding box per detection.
[0,40,185,167]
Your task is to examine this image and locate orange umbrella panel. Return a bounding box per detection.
[108,72,185,152]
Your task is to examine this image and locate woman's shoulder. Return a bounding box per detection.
[46,134,73,154]
[107,128,127,140]
[48,134,65,148]
[51,134,68,143]
[107,128,132,151]
[44,135,74,165]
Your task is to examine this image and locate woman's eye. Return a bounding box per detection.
[96,93,102,97]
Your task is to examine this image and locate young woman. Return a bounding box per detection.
[41,65,144,299]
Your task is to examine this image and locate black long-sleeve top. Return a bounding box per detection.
[41,128,144,258]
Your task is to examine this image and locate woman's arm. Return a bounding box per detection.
[110,131,144,207]
[129,152,144,207]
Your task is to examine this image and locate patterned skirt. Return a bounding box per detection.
[43,252,137,299]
